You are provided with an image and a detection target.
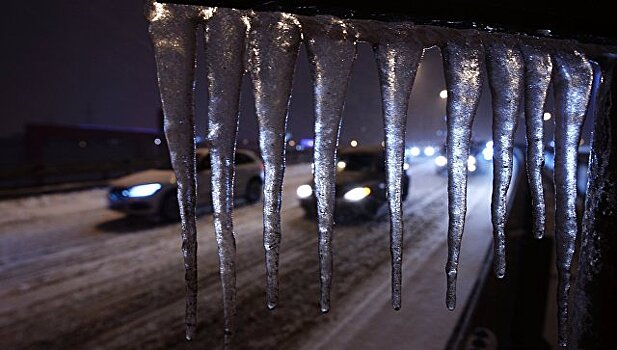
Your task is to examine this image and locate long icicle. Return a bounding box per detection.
[441,34,484,311]
[373,24,424,311]
[552,49,593,347]
[520,41,553,239]
[147,3,200,340]
[485,35,524,278]
[302,16,357,313]
[247,12,301,310]
[204,8,246,345]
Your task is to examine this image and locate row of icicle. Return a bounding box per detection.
[146,2,595,347]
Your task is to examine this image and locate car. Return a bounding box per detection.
[434,140,493,175]
[296,146,410,220]
[108,148,264,220]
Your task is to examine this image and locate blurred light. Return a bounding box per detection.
[468,164,477,172]
[288,140,296,147]
[486,140,493,149]
[78,140,87,148]
[435,155,447,167]
[300,138,314,148]
[468,155,477,166]
[403,163,410,170]
[580,138,585,145]
[154,138,162,145]
[337,161,347,170]
[127,183,162,198]
[543,112,552,121]
[439,89,448,99]
[296,184,312,198]
[410,147,421,157]
[381,141,385,147]
[350,140,358,147]
[482,147,493,160]
[344,187,371,201]
[424,146,436,157]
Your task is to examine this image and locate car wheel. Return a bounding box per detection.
[161,192,180,222]
[245,178,262,204]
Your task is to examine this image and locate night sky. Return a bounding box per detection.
[2,0,559,148]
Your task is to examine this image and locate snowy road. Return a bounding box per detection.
[0,160,494,350]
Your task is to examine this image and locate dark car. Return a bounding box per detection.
[296,146,410,220]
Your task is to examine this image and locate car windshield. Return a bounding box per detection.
[337,153,377,172]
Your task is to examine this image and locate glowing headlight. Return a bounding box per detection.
[403,163,410,170]
[482,147,493,160]
[423,146,436,157]
[468,164,477,172]
[344,187,371,201]
[409,147,421,157]
[337,161,346,170]
[296,184,313,199]
[126,183,162,197]
[435,155,447,167]
[467,155,477,166]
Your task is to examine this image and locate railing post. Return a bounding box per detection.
[570,56,617,349]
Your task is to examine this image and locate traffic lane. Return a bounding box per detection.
[0,160,456,349]
[299,173,493,350]
[0,164,312,348]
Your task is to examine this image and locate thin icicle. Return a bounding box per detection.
[147,3,200,340]
[485,35,524,279]
[520,41,552,239]
[552,49,593,347]
[373,24,424,311]
[302,16,357,313]
[441,34,484,311]
[247,12,301,310]
[204,8,246,344]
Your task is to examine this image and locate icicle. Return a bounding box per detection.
[520,41,553,239]
[485,35,524,278]
[302,16,357,313]
[373,24,424,311]
[147,3,200,340]
[441,34,484,311]
[247,12,301,310]
[204,8,247,344]
[552,49,593,347]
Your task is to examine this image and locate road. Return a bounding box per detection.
[0,159,494,350]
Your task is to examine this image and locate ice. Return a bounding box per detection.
[485,35,524,278]
[301,15,358,313]
[440,33,484,311]
[147,4,605,345]
[203,8,247,344]
[247,12,302,310]
[520,41,553,239]
[373,23,424,310]
[552,49,593,347]
[148,3,200,340]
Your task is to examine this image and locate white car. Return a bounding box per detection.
[108,148,264,220]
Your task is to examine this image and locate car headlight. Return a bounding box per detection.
[296,184,312,199]
[435,155,447,167]
[468,155,476,166]
[126,183,162,198]
[343,187,371,201]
